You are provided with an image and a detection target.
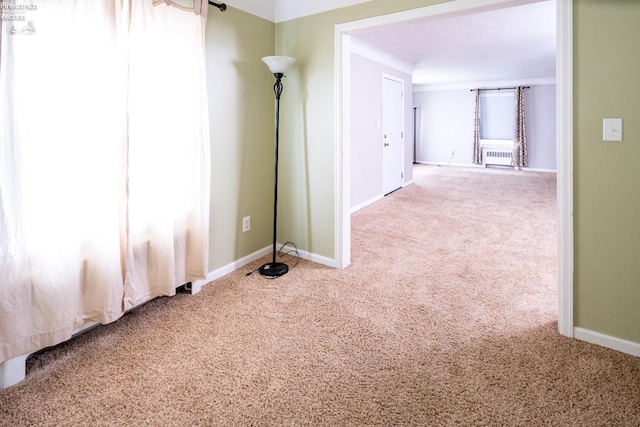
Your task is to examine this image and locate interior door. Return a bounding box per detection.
[382,76,404,195]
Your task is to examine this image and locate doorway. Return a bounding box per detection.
[335,0,573,338]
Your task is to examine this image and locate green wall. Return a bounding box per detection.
[574,1,640,343]
[273,0,640,345]
[206,0,640,345]
[205,8,275,269]
[275,0,449,259]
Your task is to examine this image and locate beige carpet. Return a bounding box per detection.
[2,165,639,426]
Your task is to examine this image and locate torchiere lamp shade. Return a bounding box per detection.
[261,56,296,74]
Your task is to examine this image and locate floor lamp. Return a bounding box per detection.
[259,55,296,278]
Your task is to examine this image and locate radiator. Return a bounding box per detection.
[482,148,513,167]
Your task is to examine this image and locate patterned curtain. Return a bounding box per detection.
[472,89,482,164]
[512,86,528,168]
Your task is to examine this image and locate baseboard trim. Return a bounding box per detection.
[521,167,557,173]
[574,327,640,357]
[414,161,557,173]
[350,180,416,215]
[294,247,337,269]
[189,246,272,294]
[351,195,384,214]
[0,354,29,389]
[415,161,484,168]
[190,245,337,293]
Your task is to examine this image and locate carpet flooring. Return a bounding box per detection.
[1,165,639,426]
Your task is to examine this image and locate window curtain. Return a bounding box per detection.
[512,86,528,168]
[0,1,210,363]
[472,89,482,164]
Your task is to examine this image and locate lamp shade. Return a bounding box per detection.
[262,56,296,74]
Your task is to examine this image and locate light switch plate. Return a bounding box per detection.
[603,118,623,141]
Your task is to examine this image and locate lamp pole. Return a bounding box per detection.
[259,57,295,278]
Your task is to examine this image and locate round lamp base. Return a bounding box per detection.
[258,262,289,278]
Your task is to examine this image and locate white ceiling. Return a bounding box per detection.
[222,0,556,90]
[351,0,557,89]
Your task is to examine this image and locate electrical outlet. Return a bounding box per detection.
[242,216,250,232]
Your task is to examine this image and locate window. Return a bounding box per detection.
[479,92,515,141]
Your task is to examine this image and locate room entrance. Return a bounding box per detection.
[335,0,573,338]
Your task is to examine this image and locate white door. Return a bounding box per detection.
[382,76,404,195]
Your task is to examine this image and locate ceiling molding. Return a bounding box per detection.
[350,38,414,76]
[222,0,373,23]
[224,0,275,22]
[275,0,373,23]
[414,77,556,92]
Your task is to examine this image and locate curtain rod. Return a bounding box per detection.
[208,1,227,12]
[470,86,530,92]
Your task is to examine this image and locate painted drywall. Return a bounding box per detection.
[414,89,475,165]
[574,1,640,343]
[525,84,556,170]
[351,53,414,210]
[272,0,639,346]
[414,85,557,170]
[274,0,448,259]
[204,8,276,269]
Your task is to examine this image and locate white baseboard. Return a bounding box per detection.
[414,161,557,173]
[294,247,336,268]
[189,246,272,294]
[351,195,384,214]
[574,327,640,358]
[0,353,29,389]
[351,180,416,215]
[190,244,337,293]
[521,167,557,173]
[415,161,484,168]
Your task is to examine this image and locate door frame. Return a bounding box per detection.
[382,73,405,195]
[334,0,574,338]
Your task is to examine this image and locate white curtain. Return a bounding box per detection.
[0,1,210,363]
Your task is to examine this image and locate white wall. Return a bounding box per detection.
[524,84,557,170]
[414,84,557,171]
[351,53,413,210]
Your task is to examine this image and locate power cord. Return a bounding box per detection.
[439,150,455,167]
[447,150,455,165]
[278,241,300,270]
[245,241,300,277]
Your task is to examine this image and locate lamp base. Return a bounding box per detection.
[258,262,289,278]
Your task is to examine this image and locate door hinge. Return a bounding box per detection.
[401,172,404,179]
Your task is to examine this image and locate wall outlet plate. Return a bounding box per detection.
[242,216,250,232]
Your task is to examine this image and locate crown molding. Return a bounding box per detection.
[222,0,373,23]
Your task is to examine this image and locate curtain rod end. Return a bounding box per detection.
[208,1,227,12]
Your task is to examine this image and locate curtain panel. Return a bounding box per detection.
[472,89,482,165]
[512,86,528,168]
[0,0,210,363]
